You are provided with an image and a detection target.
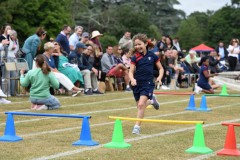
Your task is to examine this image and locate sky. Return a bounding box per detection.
[174,0,232,16]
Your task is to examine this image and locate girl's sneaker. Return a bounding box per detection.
[152,94,160,110]
[132,125,140,134]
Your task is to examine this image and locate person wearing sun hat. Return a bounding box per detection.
[90,30,103,53]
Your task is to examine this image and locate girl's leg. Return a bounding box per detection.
[132,96,150,134]
[45,95,61,110]
[202,89,214,94]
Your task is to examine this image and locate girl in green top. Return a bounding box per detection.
[20,55,60,110]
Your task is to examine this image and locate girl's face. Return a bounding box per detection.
[203,59,209,66]
[134,39,147,54]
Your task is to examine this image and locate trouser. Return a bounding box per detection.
[228,56,237,71]
[53,72,74,91]
[81,69,98,90]
[30,95,60,109]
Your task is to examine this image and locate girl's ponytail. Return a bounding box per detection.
[36,55,51,75]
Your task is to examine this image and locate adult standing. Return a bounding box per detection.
[56,25,71,54]
[6,30,19,96]
[0,24,11,92]
[215,41,228,61]
[22,27,46,70]
[227,38,240,71]
[69,26,83,52]
[119,31,133,50]
[0,24,11,43]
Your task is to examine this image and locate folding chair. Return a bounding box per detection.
[4,61,18,98]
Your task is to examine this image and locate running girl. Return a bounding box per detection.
[129,33,164,134]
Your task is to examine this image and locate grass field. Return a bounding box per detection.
[0,88,240,160]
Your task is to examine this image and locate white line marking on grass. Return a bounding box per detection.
[22,121,115,137]
[0,97,133,114]
[5,92,131,105]
[21,102,240,137]
[31,118,240,160]
[0,97,203,126]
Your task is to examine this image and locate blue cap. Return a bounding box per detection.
[76,42,87,49]
[82,32,89,38]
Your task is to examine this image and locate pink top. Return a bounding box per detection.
[122,54,131,68]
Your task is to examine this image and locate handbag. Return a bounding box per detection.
[16,48,26,58]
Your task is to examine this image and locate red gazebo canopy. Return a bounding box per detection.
[190,44,214,52]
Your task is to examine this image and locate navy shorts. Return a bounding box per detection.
[197,81,212,90]
[132,82,155,102]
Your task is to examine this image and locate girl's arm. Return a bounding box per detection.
[20,70,30,87]
[156,61,164,85]
[129,63,136,86]
[203,70,217,79]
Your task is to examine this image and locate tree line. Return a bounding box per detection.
[0,0,239,51]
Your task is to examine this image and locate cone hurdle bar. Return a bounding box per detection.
[154,91,195,95]
[205,94,240,97]
[106,117,212,154]
[109,116,204,124]
[0,111,99,146]
[217,122,240,156]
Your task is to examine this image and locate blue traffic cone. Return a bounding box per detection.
[198,95,211,112]
[0,113,22,142]
[185,94,197,111]
[72,117,99,146]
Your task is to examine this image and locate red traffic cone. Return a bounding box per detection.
[217,124,240,156]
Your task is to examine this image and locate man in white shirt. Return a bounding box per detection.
[69,26,83,52]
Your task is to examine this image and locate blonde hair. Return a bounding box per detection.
[189,50,197,55]
[10,30,17,37]
[44,42,54,51]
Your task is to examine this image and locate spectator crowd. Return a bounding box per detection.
[0,24,240,107]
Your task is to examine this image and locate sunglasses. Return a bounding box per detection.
[54,43,59,46]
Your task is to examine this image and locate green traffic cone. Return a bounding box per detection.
[220,84,229,96]
[104,119,131,148]
[185,124,213,154]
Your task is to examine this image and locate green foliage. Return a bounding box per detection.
[100,34,118,51]
[74,0,183,41]
[207,6,240,46]
[1,0,73,45]
[148,25,162,40]
[176,12,210,50]
[2,0,239,53]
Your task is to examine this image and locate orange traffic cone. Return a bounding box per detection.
[217,124,240,156]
